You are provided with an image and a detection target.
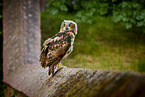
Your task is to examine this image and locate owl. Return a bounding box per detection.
[40,20,77,76]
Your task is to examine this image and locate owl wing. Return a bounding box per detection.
[40,32,71,68]
[39,38,54,68]
[43,38,53,46]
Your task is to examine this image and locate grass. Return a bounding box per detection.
[41,12,145,73]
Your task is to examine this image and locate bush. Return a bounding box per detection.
[137,59,145,73]
[113,1,145,29]
[45,0,113,23]
[45,0,145,30]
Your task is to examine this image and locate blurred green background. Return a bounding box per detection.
[41,0,145,73]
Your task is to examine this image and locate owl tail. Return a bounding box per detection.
[48,65,54,76]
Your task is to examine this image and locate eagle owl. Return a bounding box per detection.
[40,20,77,76]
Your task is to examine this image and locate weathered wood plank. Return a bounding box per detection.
[3,66,145,97]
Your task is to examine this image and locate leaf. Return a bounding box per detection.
[60,5,68,12]
[124,23,132,29]
[137,22,143,27]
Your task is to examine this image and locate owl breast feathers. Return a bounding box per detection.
[40,20,77,75]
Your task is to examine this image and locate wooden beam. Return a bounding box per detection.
[3,0,40,79]
[3,0,40,96]
[4,67,145,97]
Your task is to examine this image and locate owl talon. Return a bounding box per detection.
[60,65,67,68]
[57,63,67,69]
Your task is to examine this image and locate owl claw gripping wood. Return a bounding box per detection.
[40,20,77,76]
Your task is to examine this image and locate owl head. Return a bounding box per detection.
[60,20,77,35]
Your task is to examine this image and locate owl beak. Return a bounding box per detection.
[66,26,69,30]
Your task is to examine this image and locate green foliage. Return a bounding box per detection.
[45,0,113,23]
[113,1,145,29]
[0,15,2,19]
[137,59,145,73]
[45,0,145,29]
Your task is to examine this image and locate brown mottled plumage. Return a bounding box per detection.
[40,20,77,75]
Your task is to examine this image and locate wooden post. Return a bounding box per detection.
[3,0,40,96]
[3,0,40,80]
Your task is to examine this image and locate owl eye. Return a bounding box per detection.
[69,23,73,27]
[63,23,65,27]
